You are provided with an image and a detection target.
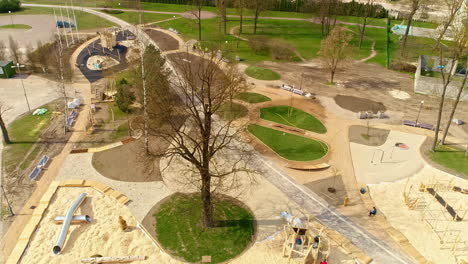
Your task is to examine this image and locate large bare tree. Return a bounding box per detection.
[434,0,465,49]
[143,46,249,227]
[0,101,11,144]
[235,0,245,35]
[191,0,204,40]
[400,0,431,56]
[357,0,375,49]
[318,27,352,84]
[217,0,227,34]
[431,24,468,151]
[248,0,271,34]
[8,35,21,64]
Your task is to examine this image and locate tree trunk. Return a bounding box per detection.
[253,11,259,34]
[0,114,11,144]
[201,172,213,227]
[198,8,202,41]
[330,70,335,84]
[400,12,415,57]
[239,6,243,35]
[431,82,450,151]
[358,17,367,49]
[440,70,468,145]
[435,22,451,49]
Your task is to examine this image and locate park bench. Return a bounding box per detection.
[403,120,434,130]
[29,155,50,181]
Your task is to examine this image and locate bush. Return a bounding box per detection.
[103,9,124,14]
[269,40,296,61]
[115,83,135,113]
[390,61,417,73]
[0,0,21,13]
[248,36,270,56]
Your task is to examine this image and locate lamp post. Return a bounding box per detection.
[8,11,13,26]
[415,100,424,126]
[12,63,31,113]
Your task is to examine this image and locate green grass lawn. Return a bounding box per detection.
[235,92,271,104]
[2,7,116,30]
[106,11,178,24]
[155,193,254,263]
[260,105,327,134]
[2,107,52,175]
[245,66,281,80]
[0,24,32,29]
[109,104,128,121]
[429,145,468,176]
[218,102,248,120]
[248,124,328,161]
[111,122,129,140]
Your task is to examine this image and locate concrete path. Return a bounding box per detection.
[16,4,416,263]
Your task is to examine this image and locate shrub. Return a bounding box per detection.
[390,61,417,73]
[269,40,296,61]
[115,84,135,113]
[0,0,21,13]
[248,36,270,56]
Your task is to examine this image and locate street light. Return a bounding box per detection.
[415,100,424,125]
[8,11,13,26]
[11,63,31,113]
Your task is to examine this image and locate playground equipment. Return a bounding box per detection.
[53,193,91,255]
[280,212,328,264]
[357,111,386,119]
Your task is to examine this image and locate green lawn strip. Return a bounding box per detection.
[235,92,271,104]
[2,7,116,30]
[218,102,248,120]
[155,193,254,263]
[245,66,281,80]
[248,124,328,161]
[0,24,32,29]
[109,104,128,121]
[2,108,52,174]
[260,105,327,134]
[106,11,178,24]
[429,145,468,176]
[111,122,129,140]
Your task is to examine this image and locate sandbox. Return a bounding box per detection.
[18,186,165,264]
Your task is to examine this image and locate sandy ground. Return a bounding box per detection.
[389,90,411,100]
[0,15,68,50]
[19,187,166,264]
[350,130,427,184]
[369,165,468,264]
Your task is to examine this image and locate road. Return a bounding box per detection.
[17,4,416,263]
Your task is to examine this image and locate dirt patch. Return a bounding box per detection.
[181,11,217,19]
[349,125,390,146]
[92,138,166,182]
[334,94,386,113]
[144,29,179,52]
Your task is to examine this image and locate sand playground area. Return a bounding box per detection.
[369,165,468,264]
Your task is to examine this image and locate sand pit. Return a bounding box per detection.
[334,95,386,113]
[19,187,170,264]
[389,90,411,100]
[369,166,468,264]
[86,55,119,70]
[181,10,217,19]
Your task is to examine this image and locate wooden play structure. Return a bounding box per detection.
[281,213,329,264]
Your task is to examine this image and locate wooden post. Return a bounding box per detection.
[343,197,349,207]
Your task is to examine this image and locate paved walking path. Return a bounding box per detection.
[12,4,416,263]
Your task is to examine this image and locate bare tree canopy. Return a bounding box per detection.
[8,35,21,64]
[143,46,250,227]
[248,0,272,34]
[318,27,353,84]
[400,0,432,57]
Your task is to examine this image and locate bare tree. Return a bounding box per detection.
[0,40,6,61]
[191,0,204,40]
[434,0,464,49]
[8,35,21,64]
[144,48,249,227]
[318,27,353,84]
[440,22,468,145]
[0,101,11,144]
[217,0,227,34]
[310,0,338,36]
[431,25,468,151]
[357,0,375,49]
[400,0,431,56]
[235,0,245,35]
[248,0,271,34]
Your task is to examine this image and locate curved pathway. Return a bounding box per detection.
[15,4,415,264]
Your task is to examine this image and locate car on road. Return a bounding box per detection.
[56,21,75,28]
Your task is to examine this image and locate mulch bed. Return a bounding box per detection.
[144,29,179,52]
[334,94,386,113]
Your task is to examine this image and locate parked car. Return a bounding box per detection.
[56,21,75,28]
